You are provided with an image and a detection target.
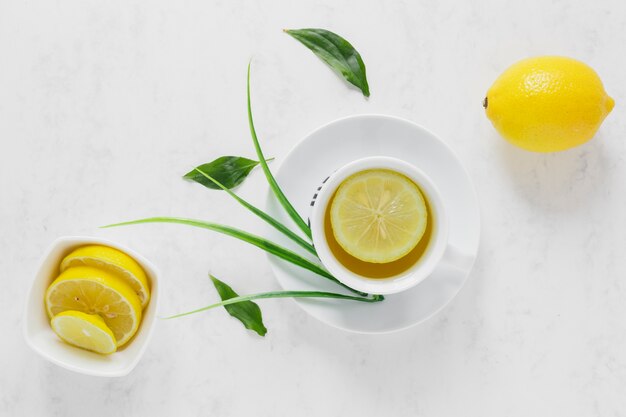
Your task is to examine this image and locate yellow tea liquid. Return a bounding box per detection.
[324,183,434,279]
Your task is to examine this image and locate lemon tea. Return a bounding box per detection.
[323,173,435,279]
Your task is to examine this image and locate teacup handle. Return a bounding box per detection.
[441,244,475,271]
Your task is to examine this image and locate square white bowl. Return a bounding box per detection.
[24,236,159,377]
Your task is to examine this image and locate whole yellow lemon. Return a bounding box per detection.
[484,56,614,152]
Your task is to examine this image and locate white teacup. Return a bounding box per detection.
[310,156,472,295]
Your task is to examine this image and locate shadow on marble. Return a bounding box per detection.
[495,131,611,212]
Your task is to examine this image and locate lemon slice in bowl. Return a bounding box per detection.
[330,169,428,263]
[51,310,117,355]
[60,245,150,308]
[45,266,142,347]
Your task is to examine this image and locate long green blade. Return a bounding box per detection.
[166,287,384,319]
[247,62,312,239]
[103,217,364,295]
[192,168,317,256]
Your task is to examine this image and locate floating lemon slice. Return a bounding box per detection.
[51,310,117,355]
[60,245,150,308]
[45,266,142,347]
[330,169,428,263]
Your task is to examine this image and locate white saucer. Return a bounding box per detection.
[264,114,480,334]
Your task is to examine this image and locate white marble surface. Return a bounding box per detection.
[2,0,626,415]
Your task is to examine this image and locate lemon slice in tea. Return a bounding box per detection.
[330,169,428,263]
[45,266,142,347]
[51,310,117,355]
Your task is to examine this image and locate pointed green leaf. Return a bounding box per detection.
[285,28,370,97]
[183,156,261,190]
[210,275,267,336]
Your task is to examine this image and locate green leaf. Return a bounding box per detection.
[183,156,262,190]
[210,275,267,336]
[284,28,370,97]
[165,280,384,319]
[247,62,313,239]
[102,217,366,296]
[191,167,317,256]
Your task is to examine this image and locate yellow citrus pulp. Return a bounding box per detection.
[330,169,428,263]
[51,310,118,355]
[60,245,150,307]
[46,265,143,348]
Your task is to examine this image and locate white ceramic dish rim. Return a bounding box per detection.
[267,113,481,334]
[23,236,159,377]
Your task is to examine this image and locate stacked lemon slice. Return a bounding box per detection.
[45,245,150,354]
